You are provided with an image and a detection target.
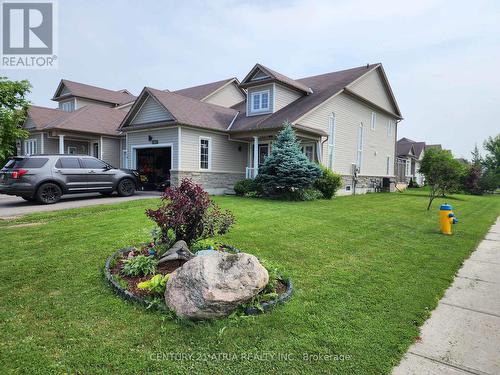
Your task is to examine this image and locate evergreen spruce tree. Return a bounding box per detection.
[255,122,322,197]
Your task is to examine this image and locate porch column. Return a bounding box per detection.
[58,135,65,154]
[253,136,259,177]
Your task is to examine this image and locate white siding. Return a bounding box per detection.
[298,92,397,176]
[131,95,174,125]
[102,137,121,167]
[246,84,274,116]
[349,69,397,114]
[125,127,178,169]
[274,83,302,111]
[204,83,245,108]
[180,127,247,173]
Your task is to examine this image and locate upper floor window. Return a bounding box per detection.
[387,120,394,137]
[371,112,377,130]
[60,100,75,112]
[250,90,270,113]
[200,137,211,170]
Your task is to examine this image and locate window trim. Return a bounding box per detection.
[371,112,377,131]
[60,99,75,112]
[387,120,393,137]
[199,136,212,171]
[386,156,391,175]
[356,122,364,173]
[24,138,37,155]
[327,113,336,170]
[250,89,271,113]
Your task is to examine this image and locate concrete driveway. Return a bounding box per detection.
[0,191,162,219]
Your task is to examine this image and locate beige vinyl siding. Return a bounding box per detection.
[75,98,113,109]
[180,126,247,172]
[274,83,302,111]
[204,83,245,108]
[102,137,121,167]
[246,84,274,116]
[131,95,174,125]
[349,69,396,114]
[299,92,396,176]
[44,133,59,153]
[125,127,178,169]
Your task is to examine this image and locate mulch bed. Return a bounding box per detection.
[110,253,185,298]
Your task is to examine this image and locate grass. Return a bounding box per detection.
[0,190,499,374]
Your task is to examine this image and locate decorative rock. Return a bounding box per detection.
[158,240,194,264]
[165,252,269,319]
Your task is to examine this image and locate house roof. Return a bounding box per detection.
[26,106,70,130]
[121,87,238,131]
[397,137,426,158]
[173,78,242,101]
[52,79,136,105]
[230,64,388,133]
[42,105,126,136]
[240,63,313,94]
[26,105,125,136]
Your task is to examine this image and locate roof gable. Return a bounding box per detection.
[240,63,313,94]
[173,78,244,102]
[130,94,174,125]
[347,66,401,115]
[121,87,238,132]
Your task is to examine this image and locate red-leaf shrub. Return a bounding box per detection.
[145,178,235,246]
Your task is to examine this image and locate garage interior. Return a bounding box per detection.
[136,147,171,191]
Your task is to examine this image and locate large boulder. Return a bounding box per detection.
[165,252,269,319]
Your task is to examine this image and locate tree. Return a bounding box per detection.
[0,77,31,166]
[471,143,482,166]
[481,135,500,191]
[255,122,322,198]
[419,148,466,210]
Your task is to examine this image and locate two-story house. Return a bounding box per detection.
[20,63,403,195]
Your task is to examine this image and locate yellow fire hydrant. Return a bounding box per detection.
[439,204,458,235]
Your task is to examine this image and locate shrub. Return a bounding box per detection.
[255,122,322,198]
[233,179,259,196]
[191,238,222,252]
[121,255,157,277]
[137,274,169,295]
[146,178,235,246]
[313,166,342,199]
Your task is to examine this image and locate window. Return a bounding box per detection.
[61,100,75,112]
[24,139,37,155]
[405,160,411,176]
[56,157,81,169]
[387,120,393,136]
[82,158,108,169]
[301,144,314,162]
[3,157,48,169]
[386,156,391,175]
[250,90,270,113]
[200,138,211,170]
[371,112,377,130]
[67,146,77,155]
[356,123,364,172]
[327,113,336,169]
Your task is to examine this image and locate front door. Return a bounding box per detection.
[54,157,88,192]
[258,144,269,166]
[93,143,99,158]
[80,157,115,191]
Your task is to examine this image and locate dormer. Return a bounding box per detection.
[239,64,313,117]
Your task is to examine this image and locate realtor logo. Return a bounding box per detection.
[1,1,57,68]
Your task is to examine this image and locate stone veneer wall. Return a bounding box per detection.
[171,170,245,195]
[337,175,396,196]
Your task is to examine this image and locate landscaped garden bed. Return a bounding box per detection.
[103,179,293,319]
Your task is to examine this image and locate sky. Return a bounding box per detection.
[3,0,500,158]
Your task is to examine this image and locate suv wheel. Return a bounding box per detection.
[117,178,135,197]
[36,183,62,204]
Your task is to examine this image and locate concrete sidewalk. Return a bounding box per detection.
[393,217,500,375]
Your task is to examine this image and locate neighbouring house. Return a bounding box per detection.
[19,63,403,195]
[396,137,427,185]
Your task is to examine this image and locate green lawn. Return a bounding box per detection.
[1,191,499,374]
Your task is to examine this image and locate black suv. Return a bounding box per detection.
[0,155,140,204]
